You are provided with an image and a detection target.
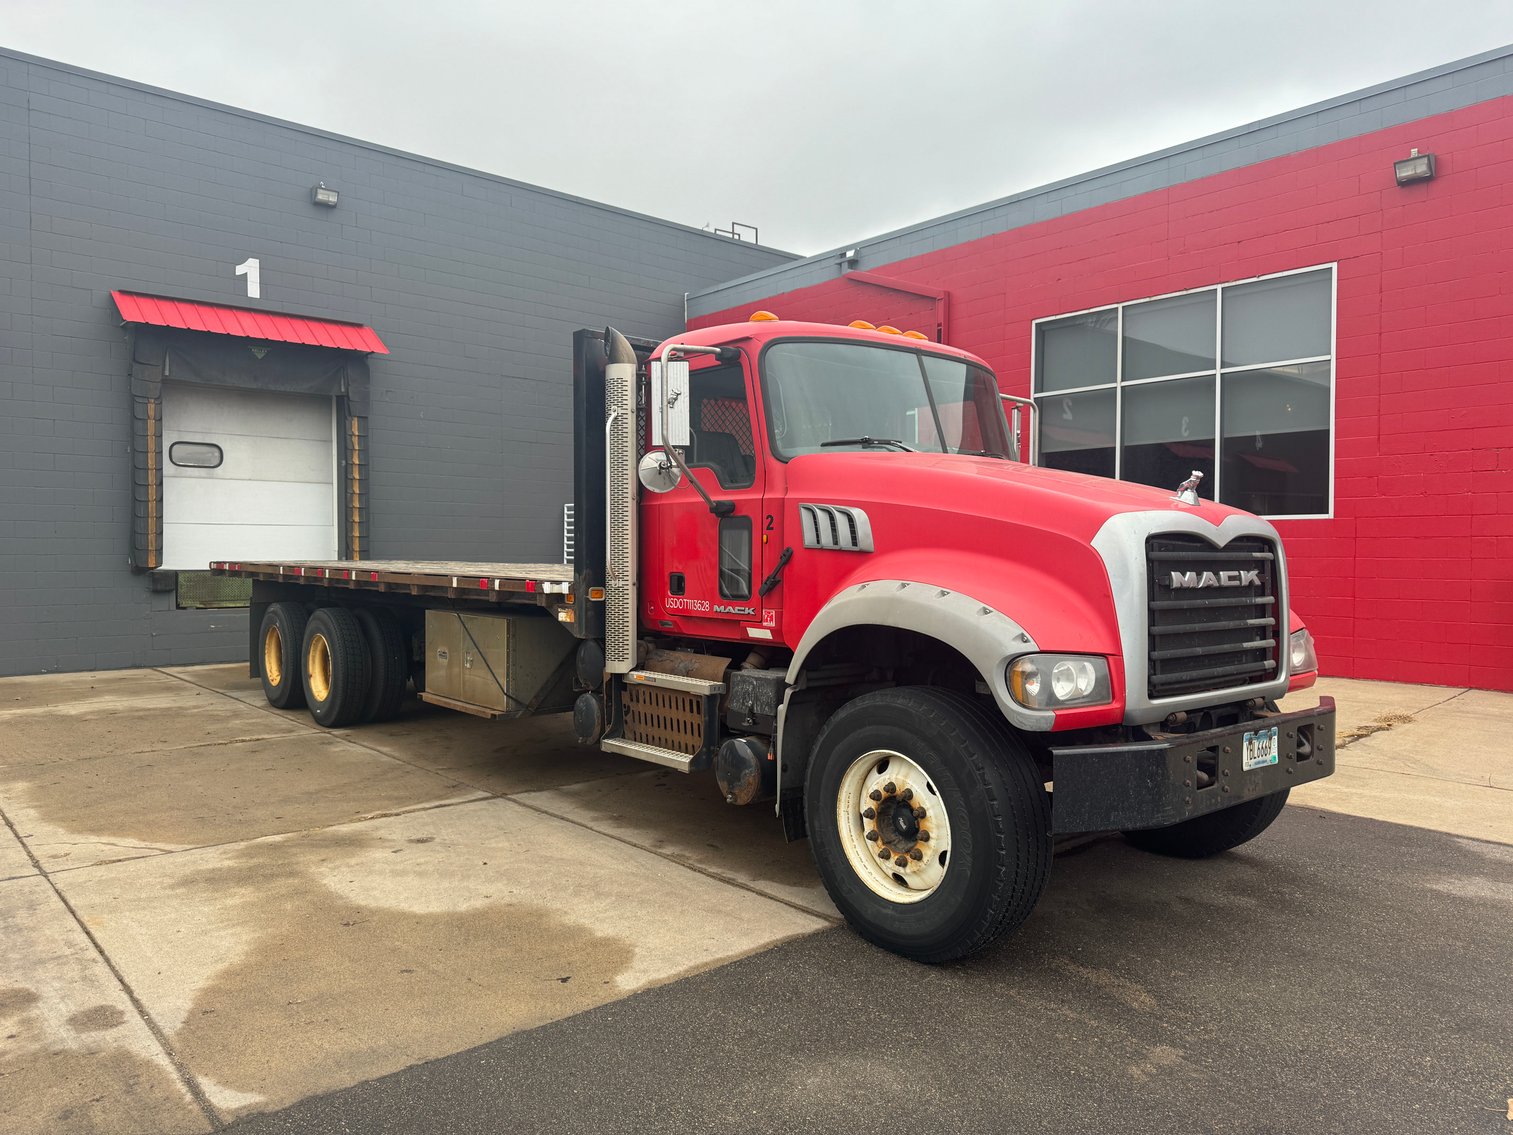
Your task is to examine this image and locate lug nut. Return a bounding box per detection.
[862,807,876,820]
[917,831,930,843]
[908,849,923,861]
[901,788,913,801]
[865,830,880,842]
[883,781,896,795]
[894,856,908,868]
[869,789,882,802]
[878,848,891,860]
[912,806,927,820]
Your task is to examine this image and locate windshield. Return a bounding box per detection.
[761,341,1012,460]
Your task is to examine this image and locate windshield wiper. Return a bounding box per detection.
[820,436,915,452]
[955,449,1007,459]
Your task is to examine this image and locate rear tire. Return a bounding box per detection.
[1123,789,1290,858]
[354,608,409,723]
[258,603,308,709]
[805,687,1051,964]
[301,607,371,728]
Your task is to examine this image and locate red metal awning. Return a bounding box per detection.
[111,291,388,354]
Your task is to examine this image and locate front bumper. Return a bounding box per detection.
[1049,697,1336,834]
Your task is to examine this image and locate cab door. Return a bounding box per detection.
[639,356,771,645]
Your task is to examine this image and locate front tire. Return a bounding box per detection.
[1123,789,1290,858]
[805,687,1051,964]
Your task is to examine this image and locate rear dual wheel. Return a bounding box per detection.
[258,603,308,709]
[302,607,371,728]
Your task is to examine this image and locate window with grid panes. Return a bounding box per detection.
[1032,266,1333,517]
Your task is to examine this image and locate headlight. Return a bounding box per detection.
[1289,628,1317,674]
[1007,654,1112,710]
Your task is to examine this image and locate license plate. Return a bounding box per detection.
[1242,726,1280,771]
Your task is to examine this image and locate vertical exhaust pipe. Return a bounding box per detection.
[602,327,638,673]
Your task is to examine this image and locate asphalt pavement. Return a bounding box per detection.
[219,804,1513,1135]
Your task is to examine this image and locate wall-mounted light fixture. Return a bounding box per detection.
[311,182,339,207]
[1393,148,1436,186]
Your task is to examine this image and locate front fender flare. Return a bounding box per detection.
[784,579,1053,734]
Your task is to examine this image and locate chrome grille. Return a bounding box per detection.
[1146,535,1278,699]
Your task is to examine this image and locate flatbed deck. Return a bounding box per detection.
[212,559,574,603]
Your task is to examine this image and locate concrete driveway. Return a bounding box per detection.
[1,668,1508,1133]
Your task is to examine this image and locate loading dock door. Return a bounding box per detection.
[161,382,337,571]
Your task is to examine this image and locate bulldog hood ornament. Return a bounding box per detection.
[1173,470,1204,506]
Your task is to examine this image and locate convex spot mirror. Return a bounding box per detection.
[638,451,683,494]
[650,360,691,448]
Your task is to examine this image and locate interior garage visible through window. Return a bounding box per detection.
[1032,266,1334,517]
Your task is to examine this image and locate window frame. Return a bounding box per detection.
[1029,263,1337,520]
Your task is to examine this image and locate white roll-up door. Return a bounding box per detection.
[161,383,337,571]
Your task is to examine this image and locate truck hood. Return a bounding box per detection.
[782,451,1253,542]
[778,451,1273,665]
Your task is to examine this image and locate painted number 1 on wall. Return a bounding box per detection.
[235,257,261,299]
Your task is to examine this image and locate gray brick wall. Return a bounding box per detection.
[0,49,793,676]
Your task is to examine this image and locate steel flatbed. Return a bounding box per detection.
[211,559,575,607]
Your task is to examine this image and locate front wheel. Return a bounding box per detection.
[805,687,1051,964]
[1123,789,1290,858]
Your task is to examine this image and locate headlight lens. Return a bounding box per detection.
[1289,628,1317,674]
[1008,654,1112,710]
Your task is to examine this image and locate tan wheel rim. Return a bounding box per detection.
[263,625,283,686]
[307,633,332,703]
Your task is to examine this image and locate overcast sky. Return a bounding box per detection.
[8,1,1513,254]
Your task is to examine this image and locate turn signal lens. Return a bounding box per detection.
[902,330,928,340]
[749,310,779,322]
[848,319,877,330]
[1008,654,1112,710]
[877,325,902,335]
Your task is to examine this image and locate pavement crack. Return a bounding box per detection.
[0,803,226,1131]
[507,794,841,927]
[1336,687,1472,749]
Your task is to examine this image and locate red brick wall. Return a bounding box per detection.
[693,98,1513,691]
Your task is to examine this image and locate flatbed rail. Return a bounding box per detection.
[211,559,575,605]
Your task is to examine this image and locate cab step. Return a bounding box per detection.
[600,737,701,772]
[604,668,726,772]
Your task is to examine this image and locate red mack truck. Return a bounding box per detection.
[213,317,1336,962]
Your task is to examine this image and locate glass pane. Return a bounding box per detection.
[1037,389,1115,479]
[919,355,1012,456]
[1222,270,1332,367]
[718,518,752,599]
[1124,291,1215,379]
[1035,310,1116,393]
[1220,362,1331,515]
[689,363,755,488]
[1120,376,1215,495]
[763,342,939,457]
[169,441,223,469]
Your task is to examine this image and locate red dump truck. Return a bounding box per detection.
[214,318,1335,962]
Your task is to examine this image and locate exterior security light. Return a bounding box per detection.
[1393,149,1436,186]
[311,182,339,207]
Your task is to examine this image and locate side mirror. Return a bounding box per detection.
[650,360,691,448]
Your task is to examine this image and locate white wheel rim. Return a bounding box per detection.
[835,748,952,904]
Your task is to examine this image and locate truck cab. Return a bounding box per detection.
[587,317,1333,961]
